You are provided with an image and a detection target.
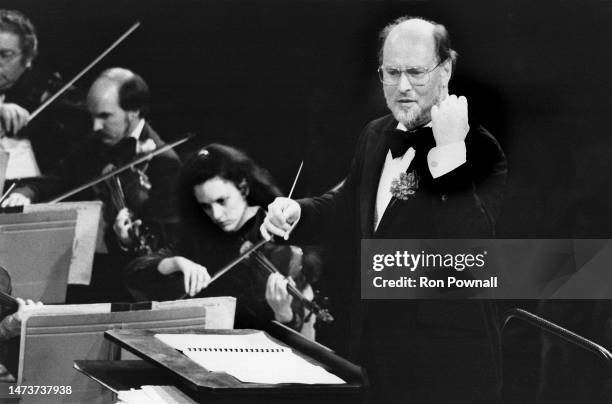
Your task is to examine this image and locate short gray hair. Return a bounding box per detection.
[0,10,38,65]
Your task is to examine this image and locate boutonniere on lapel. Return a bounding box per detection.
[390,171,419,200]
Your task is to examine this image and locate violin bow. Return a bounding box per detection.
[29,21,141,121]
[0,182,17,206]
[181,160,304,296]
[48,134,194,203]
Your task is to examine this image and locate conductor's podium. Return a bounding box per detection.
[0,297,235,404]
[75,322,367,403]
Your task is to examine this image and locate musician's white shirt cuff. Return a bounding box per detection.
[427,141,466,179]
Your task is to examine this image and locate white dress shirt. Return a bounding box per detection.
[373,122,467,231]
[129,118,146,140]
[130,119,158,155]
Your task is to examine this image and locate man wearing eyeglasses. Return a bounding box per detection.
[263,17,507,403]
[0,9,87,183]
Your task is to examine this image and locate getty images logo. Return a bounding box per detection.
[371,250,487,272]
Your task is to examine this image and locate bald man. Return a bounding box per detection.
[263,17,507,403]
[3,68,181,301]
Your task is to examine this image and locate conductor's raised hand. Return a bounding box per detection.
[430,94,469,147]
[260,197,301,241]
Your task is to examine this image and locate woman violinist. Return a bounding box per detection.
[125,144,320,336]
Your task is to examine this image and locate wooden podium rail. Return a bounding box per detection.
[75,322,367,403]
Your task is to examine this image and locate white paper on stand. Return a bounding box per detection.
[155,332,345,385]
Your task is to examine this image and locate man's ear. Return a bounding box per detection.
[440,59,452,87]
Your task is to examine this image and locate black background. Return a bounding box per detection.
[6,2,612,397]
[5,0,612,236]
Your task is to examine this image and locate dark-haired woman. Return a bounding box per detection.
[126,144,319,337]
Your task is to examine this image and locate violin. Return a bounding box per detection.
[171,236,335,325]
[49,135,192,203]
[104,170,155,255]
[241,239,334,324]
[176,160,336,323]
[102,146,156,255]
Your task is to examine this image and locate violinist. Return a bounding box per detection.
[126,144,320,337]
[3,68,181,302]
[0,9,87,181]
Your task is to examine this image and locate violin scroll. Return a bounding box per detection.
[305,290,334,323]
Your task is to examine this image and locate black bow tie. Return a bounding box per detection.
[385,126,431,159]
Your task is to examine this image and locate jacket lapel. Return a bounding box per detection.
[140,122,152,141]
[360,118,396,237]
[374,197,399,236]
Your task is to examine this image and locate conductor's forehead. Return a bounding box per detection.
[383,20,436,64]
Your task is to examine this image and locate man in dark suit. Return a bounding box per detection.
[2,68,181,302]
[0,9,88,180]
[263,16,507,403]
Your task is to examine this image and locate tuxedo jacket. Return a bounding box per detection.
[294,112,507,344]
[297,114,507,240]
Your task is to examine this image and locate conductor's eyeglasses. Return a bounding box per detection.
[377,61,444,86]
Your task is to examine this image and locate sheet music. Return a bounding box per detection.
[0,137,41,179]
[155,332,345,385]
